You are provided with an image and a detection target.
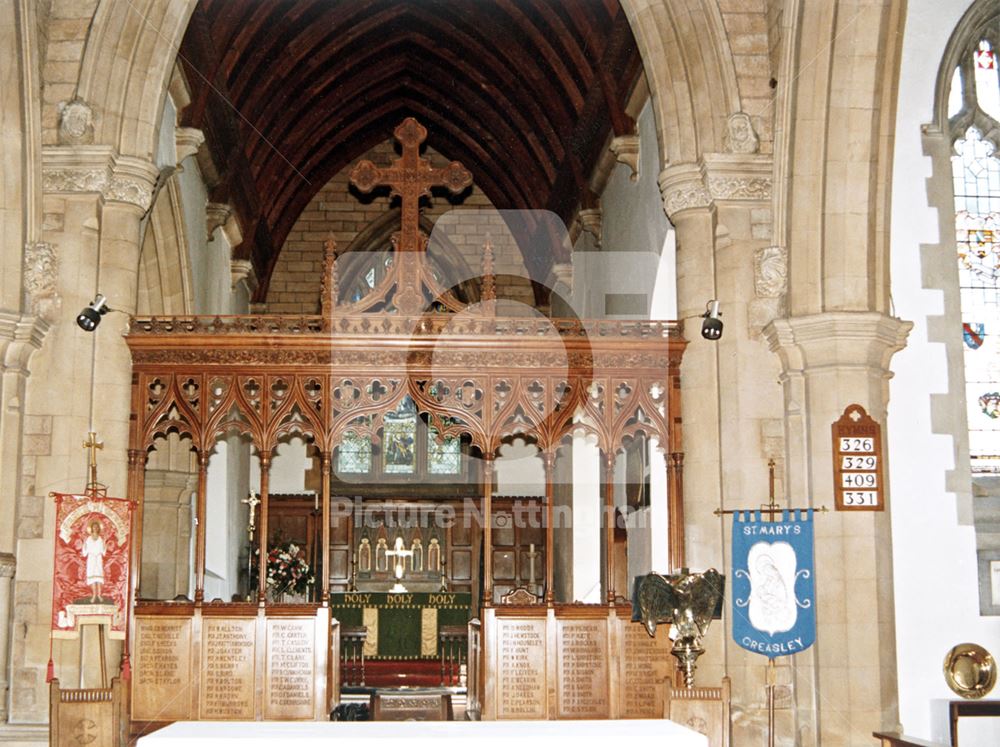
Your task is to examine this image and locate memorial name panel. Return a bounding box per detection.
[264,618,315,720]
[132,617,192,721]
[200,618,256,720]
[620,621,672,718]
[556,619,609,719]
[496,618,546,720]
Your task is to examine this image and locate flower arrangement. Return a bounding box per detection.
[251,540,314,599]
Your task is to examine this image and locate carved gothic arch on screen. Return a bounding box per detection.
[923,0,1000,615]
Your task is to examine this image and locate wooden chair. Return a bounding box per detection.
[664,676,731,747]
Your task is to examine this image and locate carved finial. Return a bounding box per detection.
[481,238,496,316]
[321,234,338,321]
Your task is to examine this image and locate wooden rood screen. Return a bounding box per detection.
[123,118,687,724]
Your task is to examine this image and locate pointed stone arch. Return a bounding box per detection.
[619,0,741,168]
[76,0,198,159]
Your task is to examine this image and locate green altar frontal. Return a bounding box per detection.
[330,592,471,659]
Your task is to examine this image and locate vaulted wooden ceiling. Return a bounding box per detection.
[179,0,642,302]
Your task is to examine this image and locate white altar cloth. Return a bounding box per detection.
[137,719,709,746]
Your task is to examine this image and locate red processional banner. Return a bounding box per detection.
[50,493,133,640]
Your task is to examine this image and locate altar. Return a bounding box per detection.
[330,592,471,659]
[137,719,710,746]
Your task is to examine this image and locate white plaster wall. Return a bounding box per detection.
[572,101,673,320]
[249,437,312,495]
[889,1,1000,742]
[571,433,602,603]
[495,438,545,496]
[176,155,232,315]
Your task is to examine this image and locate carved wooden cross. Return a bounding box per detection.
[349,118,472,252]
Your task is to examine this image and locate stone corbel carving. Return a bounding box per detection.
[174,127,205,165]
[748,245,788,336]
[577,207,602,248]
[610,134,640,181]
[547,262,573,296]
[724,112,759,155]
[22,242,60,323]
[57,98,94,145]
[230,259,257,293]
[206,202,233,242]
[754,245,787,298]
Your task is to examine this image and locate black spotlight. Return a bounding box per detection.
[701,300,723,340]
[76,294,110,332]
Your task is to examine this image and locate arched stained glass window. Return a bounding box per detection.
[951,34,1000,470]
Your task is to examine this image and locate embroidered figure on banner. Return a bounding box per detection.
[732,509,816,659]
[82,520,106,602]
[49,492,133,641]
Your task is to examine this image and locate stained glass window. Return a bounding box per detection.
[953,122,1000,466]
[428,428,461,474]
[337,432,371,474]
[383,396,417,474]
[975,40,1000,122]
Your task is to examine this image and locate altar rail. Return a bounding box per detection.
[479,604,674,720]
[130,603,335,729]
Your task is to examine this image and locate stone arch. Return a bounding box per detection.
[931,0,1000,140]
[619,0,741,168]
[76,0,198,159]
[137,178,194,316]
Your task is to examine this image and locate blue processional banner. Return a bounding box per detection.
[732,509,815,660]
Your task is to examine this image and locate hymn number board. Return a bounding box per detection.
[831,404,885,511]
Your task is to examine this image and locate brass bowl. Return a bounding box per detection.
[943,643,997,699]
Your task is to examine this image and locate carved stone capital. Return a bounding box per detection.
[763,312,913,379]
[659,154,772,220]
[22,242,60,323]
[42,146,159,211]
[174,127,205,164]
[609,134,640,181]
[658,163,711,220]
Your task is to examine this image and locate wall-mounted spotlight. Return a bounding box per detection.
[76,294,112,332]
[701,300,723,340]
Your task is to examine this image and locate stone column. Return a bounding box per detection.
[764,312,910,745]
[659,164,720,573]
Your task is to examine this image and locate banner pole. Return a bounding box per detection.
[767,658,776,747]
[717,460,828,747]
